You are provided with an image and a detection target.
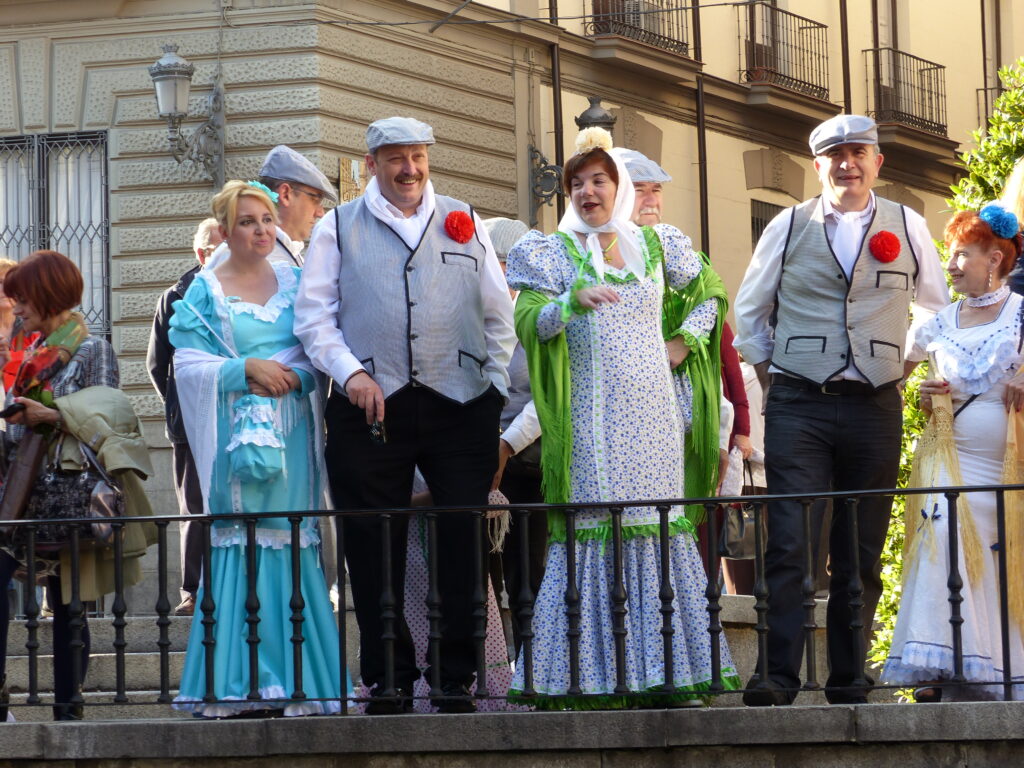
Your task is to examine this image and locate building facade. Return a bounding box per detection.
[0,0,1020,608]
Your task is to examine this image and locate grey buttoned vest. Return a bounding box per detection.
[771,196,918,388]
[334,195,492,403]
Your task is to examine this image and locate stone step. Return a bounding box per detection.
[6,651,187,693]
[6,614,195,656]
[5,690,191,722]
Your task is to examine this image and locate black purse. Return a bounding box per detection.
[718,460,765,560]
[12,436,124,554]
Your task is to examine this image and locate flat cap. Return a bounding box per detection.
[366,117,436,154]
[483,217,529,262]
[808,114,878,156]
[260,145,338,204]
[619,149,672,184]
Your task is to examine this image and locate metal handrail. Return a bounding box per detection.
[738,0,829,100]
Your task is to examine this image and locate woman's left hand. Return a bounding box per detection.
[7,397,61,429]
[665,337,690,369]
[1005,370,1024,412]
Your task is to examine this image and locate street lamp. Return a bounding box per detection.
[574,96,617,132]
[148,44,225,188]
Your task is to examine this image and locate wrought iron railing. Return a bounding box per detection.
[738,1,829,100]
[864,47,948,136]
[1,483,1022,714]
[584,0,689,57]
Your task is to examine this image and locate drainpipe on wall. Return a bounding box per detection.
[692,0,710,257]
[550,0,565,218]
[839,0,852,114]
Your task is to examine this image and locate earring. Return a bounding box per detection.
[987,270,993,291]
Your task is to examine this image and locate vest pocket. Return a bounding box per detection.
[875,270,909,290]
[869,340,902,362]
[441,252,479,272]
[784,335,827,354]
[458,349,486,377]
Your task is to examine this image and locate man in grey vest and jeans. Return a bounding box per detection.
[733,114,948,705]
[295,117,515,714]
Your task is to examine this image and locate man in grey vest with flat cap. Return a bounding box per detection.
[734,114,948,705]
[295,117,515,714]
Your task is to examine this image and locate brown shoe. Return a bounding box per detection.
[174,595,195,616]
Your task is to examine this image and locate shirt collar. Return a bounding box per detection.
[821,192,875,222]
[275,228,304,257]
[364,176,435,222]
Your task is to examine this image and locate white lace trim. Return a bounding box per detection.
[210,526,320,550]
[927,326,1021,395]
[208,261,297,325]
[233,403,276,426]
[172,685,342,717]
[226,429,284,452]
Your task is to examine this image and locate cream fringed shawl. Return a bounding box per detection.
[905,376,1024,635]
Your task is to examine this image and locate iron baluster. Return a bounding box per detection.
[752,499,770,690]
[379,513,397,699]
[845,497,868,691]
[801,499,819,690]
[657,505,675,693]
[946,491,966,684]
[24,528,40,705]
[154,520,172,703]
[472,510,488,700]
[516,508,536,697]
[335,514,349,714]
[289,516,306,702]
[245,518,261,701]
[426,512,443,700]
[201,518,217,703]
[67,525,85,709]
[111,521,128,703]
[564,508,582,697]
[705,501,723,693]
[996,490,1013,701]
[610,506,628,695]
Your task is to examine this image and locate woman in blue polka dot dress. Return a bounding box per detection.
[505,128,740,708]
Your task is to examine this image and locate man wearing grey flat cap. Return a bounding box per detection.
[206,145,337,270]
[295,116,515,714]
[734,114,948,706]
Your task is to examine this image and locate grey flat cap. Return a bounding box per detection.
[260,145,338,204]
[483,217,529,262]
[808,114,878,156]
[620,149,672,184]
[366,117,436,154]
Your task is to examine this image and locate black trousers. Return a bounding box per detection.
[173,441,205,599]
[326,385,502,691]
[496,458,547,656]
[0,550,90,708]
[758,379,902,702]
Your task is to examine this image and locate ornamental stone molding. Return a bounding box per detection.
[114,327,155,356]
[115,290,166,322]
[16,38,47,130]
[117,258,197,288]
[114,225,198,255]
[113,191,217,223]
[743,148,805,201]
[0,45,17,132]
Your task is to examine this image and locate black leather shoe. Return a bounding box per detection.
[432,683,475,714]
[0,675,8,722]
[741,676,792,707]
[52,703,84,721]
[365,687,412,715]
[912,686,942,703]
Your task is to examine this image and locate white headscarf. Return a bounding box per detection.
[558,145,645,281]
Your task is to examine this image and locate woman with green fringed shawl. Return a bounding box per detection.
[505,128,740,709]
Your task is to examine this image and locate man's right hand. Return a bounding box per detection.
[754,360,770,415]
[345,370,385,424]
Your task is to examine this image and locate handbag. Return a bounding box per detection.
[718,460,764,560]
[8,436,124,553]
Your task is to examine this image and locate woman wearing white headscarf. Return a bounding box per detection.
[505,129,739,708]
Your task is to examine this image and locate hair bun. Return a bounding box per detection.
[574,127,614,155]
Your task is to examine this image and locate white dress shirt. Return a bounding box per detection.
[733,192,949,380]
[294,177,516,396]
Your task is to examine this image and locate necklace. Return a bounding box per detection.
[965,284,1009,308]
[602,235,619,264]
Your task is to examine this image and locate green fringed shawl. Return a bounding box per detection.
[514,228,726,542]
[654,232,728,527]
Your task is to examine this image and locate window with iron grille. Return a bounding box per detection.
[0,132,110,335]
[751,199,784,249]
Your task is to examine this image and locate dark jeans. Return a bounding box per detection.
[173,441,205,599]
[757,379,902,702]
[0,550,91,709]
[496,458,547,657]
[326,385,502,691]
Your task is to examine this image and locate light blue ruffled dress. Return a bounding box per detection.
[169,263,347,716]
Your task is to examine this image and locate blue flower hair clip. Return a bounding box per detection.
[979,202,1019,240]
[246,180,279,204]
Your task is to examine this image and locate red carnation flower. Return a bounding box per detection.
[869,230,901,263]
[444,211,475,244]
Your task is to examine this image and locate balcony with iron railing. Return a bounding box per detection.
[864,47,948,137]
[584,0,689,56]
[738,1,829,101]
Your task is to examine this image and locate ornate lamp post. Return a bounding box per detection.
[574,96,617,132]
[148,44,225,188]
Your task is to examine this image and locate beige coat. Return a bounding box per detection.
[53,386,157,602]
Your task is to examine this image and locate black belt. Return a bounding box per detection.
[770,373,894,396]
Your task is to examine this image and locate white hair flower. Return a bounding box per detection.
[574,127,613,155]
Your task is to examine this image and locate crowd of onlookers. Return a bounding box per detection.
[2,111,1024,721]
